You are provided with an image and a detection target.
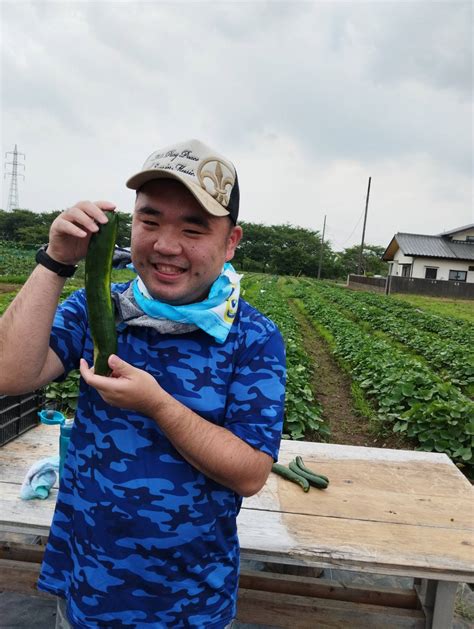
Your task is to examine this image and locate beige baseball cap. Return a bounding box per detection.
[126,139,240,223]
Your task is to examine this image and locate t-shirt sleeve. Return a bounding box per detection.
[49,288,88,376]
[224,321,286,461]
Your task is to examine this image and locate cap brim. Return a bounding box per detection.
[126,169,230,218]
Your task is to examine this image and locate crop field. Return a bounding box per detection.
[241,274,473,474]
[0,243,472,474]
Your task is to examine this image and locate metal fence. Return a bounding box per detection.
[346,275,386,293]
[348,274,474,299]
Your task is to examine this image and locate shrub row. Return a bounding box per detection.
[242,275,329,441]
[307,281,474,393]
[293,284,473,468]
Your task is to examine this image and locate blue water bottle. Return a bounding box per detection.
[39,410,74,477]
[59,418,74,476]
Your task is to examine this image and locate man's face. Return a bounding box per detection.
[131,179,242,305]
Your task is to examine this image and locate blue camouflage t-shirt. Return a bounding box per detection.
[38,283,286,628]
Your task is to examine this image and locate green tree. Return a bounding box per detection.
[116,211,132,247]
[0,208,132,248]
[234,222,339,279]
[0,209,39,245]
[336,244,388,277]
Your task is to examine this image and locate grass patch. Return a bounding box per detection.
[292,297,335,349]
[393,293,474,324]
[112,268,137,283]
[0,275,29,284]
[350,381,378,424]
[454,584,474,622]
[0,267,138,315]
[0,292,17,315]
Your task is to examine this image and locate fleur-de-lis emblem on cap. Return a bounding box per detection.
[197,158,234,207]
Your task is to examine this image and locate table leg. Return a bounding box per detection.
[431,582,458,629]
[416,579,457,629]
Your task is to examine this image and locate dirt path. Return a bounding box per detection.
[288,298,413,449]
[0,283,22,294]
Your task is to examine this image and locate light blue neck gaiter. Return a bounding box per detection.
[132,262,242,343]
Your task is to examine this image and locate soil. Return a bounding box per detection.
[0,283,22,294]
[288,299,415,450]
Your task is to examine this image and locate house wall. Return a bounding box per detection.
[389,248,474,283]
[411,257,474,282]
[389,250,413,277]
[449,227,474,241]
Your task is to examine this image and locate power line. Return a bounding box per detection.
[4,144,25,211]
[326,210,364,250]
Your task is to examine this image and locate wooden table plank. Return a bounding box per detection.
[0,425,60,491]
[0,423,59,453]
[244,464,473,529]
[0,483,57,529]
[0,423,59,484]
[275,441,471,492]
[238,508,474,581]
[1,427,473,586]
[236,588,425,629]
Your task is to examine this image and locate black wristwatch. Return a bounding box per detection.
[35,245,78,278]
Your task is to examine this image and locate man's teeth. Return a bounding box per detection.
[155,264,184,274]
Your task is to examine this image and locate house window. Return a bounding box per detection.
[449,270,467,282]
[425,267,438,280]
[469,266,474,272]
[466,236,474,242]
[401,264,411,277]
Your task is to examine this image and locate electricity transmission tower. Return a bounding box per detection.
[4,144,25,211]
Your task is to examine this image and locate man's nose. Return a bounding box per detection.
[152,231,183,256]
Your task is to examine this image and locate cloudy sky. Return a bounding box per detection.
[1,0,472,250]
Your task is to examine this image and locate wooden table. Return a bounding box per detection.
[1,426,473,628]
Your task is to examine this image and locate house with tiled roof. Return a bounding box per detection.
[382,224,474,283]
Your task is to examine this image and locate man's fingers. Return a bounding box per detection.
[108,354,133,375]
[62,207,102,234]
[79,358,93,380]
[93,200,116,212]
[55,218,90,239]
[80,357,126,388]
[64,200,116,228]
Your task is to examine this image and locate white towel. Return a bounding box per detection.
[20,456,60,500]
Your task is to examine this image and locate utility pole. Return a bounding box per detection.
[317,214,326,279]
[4,144,25,212]
[357,176,371,275]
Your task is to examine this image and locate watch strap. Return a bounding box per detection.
[35,246,78,277]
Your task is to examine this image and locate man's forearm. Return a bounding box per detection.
[0,265,66,393]
[149,391,272,497]
[79,355,274,497]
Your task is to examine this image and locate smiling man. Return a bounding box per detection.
[0,140,286,628]
[131,179,241,306]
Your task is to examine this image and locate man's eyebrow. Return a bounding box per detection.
[136,206,211,228]
[136,206,161,216]
[182,214,210,228]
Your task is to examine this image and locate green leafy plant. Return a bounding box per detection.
[293,281,474,470]
[309,282,473,393]
[45,370,80,414]
[242,274,329,441]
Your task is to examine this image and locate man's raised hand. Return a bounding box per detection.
[47,200,116,266]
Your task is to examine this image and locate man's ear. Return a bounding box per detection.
[225,225,243,261]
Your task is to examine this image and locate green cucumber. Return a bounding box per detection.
[290,463,328,490]
[85,212,119,376]
[296,456,329,483]
[272,463,310,492]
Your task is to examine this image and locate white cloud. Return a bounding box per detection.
[1,0,472,249]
